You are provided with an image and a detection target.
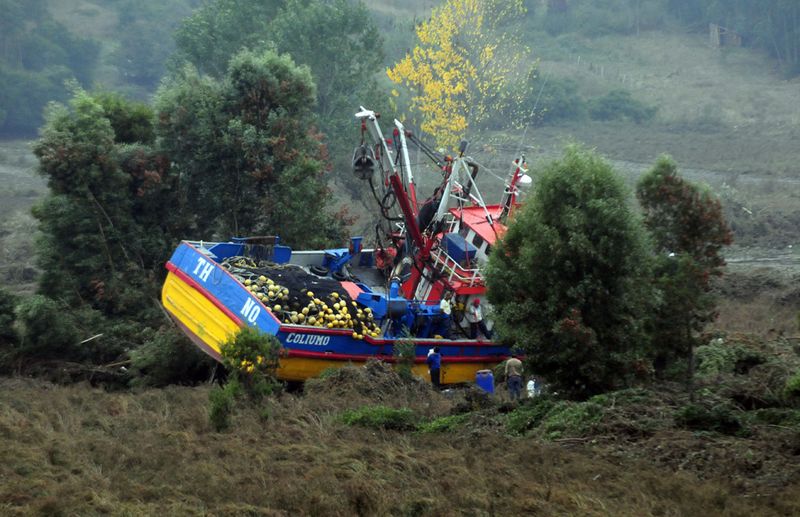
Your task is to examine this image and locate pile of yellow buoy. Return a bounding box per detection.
[241,276,381,339]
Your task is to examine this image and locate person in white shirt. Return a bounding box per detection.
[467,298,493,340]
[436,293,452,338]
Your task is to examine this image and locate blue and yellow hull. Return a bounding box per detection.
[162,242,509,385]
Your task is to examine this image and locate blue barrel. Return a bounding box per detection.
[476,369,494,393]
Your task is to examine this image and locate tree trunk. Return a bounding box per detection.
[687,317,695,402]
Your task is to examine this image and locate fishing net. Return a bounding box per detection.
[221,257,381,337]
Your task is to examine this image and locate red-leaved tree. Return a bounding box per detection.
[636,156,732,388]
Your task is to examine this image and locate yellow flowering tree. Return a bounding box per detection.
[387,0,534,148]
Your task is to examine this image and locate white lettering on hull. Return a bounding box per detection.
[240,297,261,323]
[285,333,331,346]
[192,257,214,282]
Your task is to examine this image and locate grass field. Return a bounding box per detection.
[2,363,799,516]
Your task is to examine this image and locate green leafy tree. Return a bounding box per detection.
[28,89,188,372]
[111,0,196,90]
[32,91,177,317]
[0,0,99,135]
[173,0,282,79]
[0,287,19,368]
[172,0,387,206]
[156,49,347,246]
[636,156,732,381]
[486,146,653,398]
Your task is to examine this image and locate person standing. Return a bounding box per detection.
[427,346,442,389]
[437,293,452,338]
[467,298,493,340]
[505,354,523,401]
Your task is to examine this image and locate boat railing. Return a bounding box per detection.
[430,245,484,286]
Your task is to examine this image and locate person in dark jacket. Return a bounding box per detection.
[426,346,442,389]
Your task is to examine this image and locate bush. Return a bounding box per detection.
[418,414,469,434]
[539,401,604,439]
[0,287,18,346]
[695,340,738,377]
[393,339,416,381]
[129,327,215,387]
[340,405,418,431]
[506,397,557,435]
[674,403,745,435]
[209,379,240,432]
[220,326,283,400]
[529,77,587,125]
[206,327,283,430]
[749,408,800,427]
[784,370,800,401]
[695,339,767,378]
[588,89,657,123]
[13,295,80,360]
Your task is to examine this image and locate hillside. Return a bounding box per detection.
[2,362,799,516]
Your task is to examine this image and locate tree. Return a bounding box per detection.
[155,49,347,246]
[636,156,732,381]
[172,0,388,214]
[32,90,177,317]
[173,0,282,79]
[486,146,653,398]
[111,0,197,90]
[27,89,186,370]
[387,0,534,148]
[0,0,100,135]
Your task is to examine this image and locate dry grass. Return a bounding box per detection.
[1,371,799,516]
[713,264,800,336]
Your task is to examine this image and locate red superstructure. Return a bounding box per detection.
[353,108,531,336]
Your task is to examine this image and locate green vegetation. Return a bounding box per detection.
[174,0,387,161]
[527,1,800,76]
[417,413,469,433]
[674,402,745,435]
[156,48,348,244]
[588,89,657,123]
[393,339,416,380]
[487,146,653,398]
[5,374,798,515]
[0,0,99,135]
[784,370,800,401]
[209,327,283,431]
[340,405,418,431]
[637,156,732,382]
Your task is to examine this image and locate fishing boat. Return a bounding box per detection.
[161,108,531,385]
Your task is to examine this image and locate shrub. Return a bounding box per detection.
[340,405,418,431]
[0,288,18,344]
[220,326,283,400]
[674,403,745,435]
[588,89,657,123]
[695,338,767,379]
[695,340,738,377]
[206,327,283,430]
[129,327,215,387]
[749,408,800,427]
[418,414,469,434]
[784,370,800,402]
[209,379,240,432]
[529,77,587,125]
[393,339,416,381]
[506,397,557,435]
[13,295,80,360]
[539,401,604,439]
